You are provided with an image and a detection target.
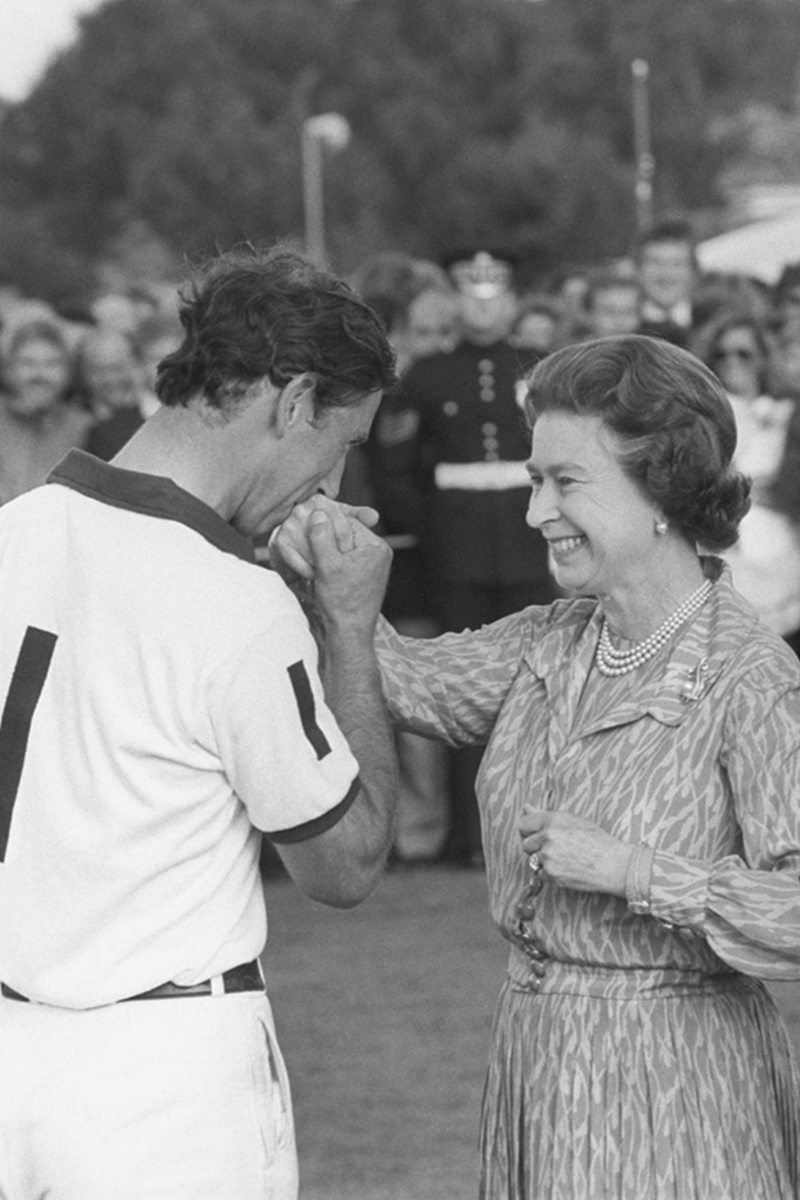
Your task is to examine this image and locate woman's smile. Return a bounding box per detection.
[547,534,587,560]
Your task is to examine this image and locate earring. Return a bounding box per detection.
[654,517,668,536]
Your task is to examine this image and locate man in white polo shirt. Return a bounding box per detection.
[0,244,399,1199]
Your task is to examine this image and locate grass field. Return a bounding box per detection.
[262,865,800,1200]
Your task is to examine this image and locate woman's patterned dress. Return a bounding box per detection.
[376,559,800,1199]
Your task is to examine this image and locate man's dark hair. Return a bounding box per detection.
[635,217,696,261]
[157,243,397,412]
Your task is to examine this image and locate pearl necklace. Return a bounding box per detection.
[596,579,713,677]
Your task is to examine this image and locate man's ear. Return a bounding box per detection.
[273,374,317,437]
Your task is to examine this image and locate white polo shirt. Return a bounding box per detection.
[0,451,359,1008]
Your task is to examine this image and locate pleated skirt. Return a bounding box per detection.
[479,961,800,1200]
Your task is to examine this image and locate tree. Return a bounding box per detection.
[0,0,799,290]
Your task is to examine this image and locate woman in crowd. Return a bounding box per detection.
[693,307,800,652]
[277,334,800,1197]
[0,315,91,505]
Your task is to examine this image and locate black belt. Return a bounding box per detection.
[0,959,264,1004]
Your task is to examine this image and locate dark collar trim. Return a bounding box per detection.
[47,449,256,564]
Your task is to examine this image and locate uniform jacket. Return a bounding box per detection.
[370,339,551,586]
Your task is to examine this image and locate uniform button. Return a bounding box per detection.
[443,400,459,416]
[480,388,495,402]
[482,422,498,435]
[485,450,499,461]
[478,358,494,373]
[483,436,499,451]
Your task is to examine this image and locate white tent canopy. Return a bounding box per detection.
[697,207,800,284]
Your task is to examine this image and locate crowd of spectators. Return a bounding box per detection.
[0,281,182,506]
[2,218,800,866]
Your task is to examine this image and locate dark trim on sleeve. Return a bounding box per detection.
[0,627,58,860]
[267,775,361,844]
[47,450,256,564]
[287,660,332,760]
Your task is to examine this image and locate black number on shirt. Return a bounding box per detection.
[0,627,58,861]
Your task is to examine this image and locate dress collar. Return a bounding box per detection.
[47,449,256,564]
[526,559,760,740]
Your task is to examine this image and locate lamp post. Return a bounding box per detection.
[631,59,654,235]
[301,112,351,265]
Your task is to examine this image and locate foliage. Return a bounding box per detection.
[1,0,799,297]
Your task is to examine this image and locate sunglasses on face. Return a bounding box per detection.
[712,346,757,364]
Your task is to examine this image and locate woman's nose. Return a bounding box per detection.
[526,482,557,529]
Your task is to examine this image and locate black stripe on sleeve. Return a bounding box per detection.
[0,627,58,860]
[287,660,331,760]
[268,775,361,844]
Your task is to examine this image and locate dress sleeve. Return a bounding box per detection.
[644,667,800,980]
[375,608,543,747]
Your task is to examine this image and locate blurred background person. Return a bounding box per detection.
[348,252,457,865]
[772,262,800,344]
[77,311,178,460]
[508,293,562,360]
[769,262,800,405]
[382,250,558,868]
[133,309,183,415]
[636,217,699,347]
[0,314,91,506]
[581,268,642,340]
[693,307,800,653]
[77,326,148,460]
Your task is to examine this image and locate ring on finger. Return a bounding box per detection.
[528,851,543,874]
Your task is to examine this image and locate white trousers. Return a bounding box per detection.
[0,989,297,1200]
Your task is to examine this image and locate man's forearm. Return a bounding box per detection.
[323,623,399,870]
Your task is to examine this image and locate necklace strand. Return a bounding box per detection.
[596,579,713,677]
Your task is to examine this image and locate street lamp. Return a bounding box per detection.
[631,59,654,235]
[302,112,351,265]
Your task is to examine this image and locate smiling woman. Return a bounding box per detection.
[371,334,800,1200]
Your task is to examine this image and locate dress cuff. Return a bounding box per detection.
[648,850,710,929]
[626,842,655,915]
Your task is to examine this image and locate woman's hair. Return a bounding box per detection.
[1,316,70,365]
[157,243,398,412]
[524,334,751,551]
[0,316,76,400]
[690,306,771,391]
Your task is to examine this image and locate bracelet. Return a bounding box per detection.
[626,842,654,916]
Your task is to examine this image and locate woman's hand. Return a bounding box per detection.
[519,807,634,898]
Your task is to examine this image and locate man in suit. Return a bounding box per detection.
[635,217,699,348]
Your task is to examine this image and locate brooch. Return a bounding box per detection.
[680,657,709,703]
